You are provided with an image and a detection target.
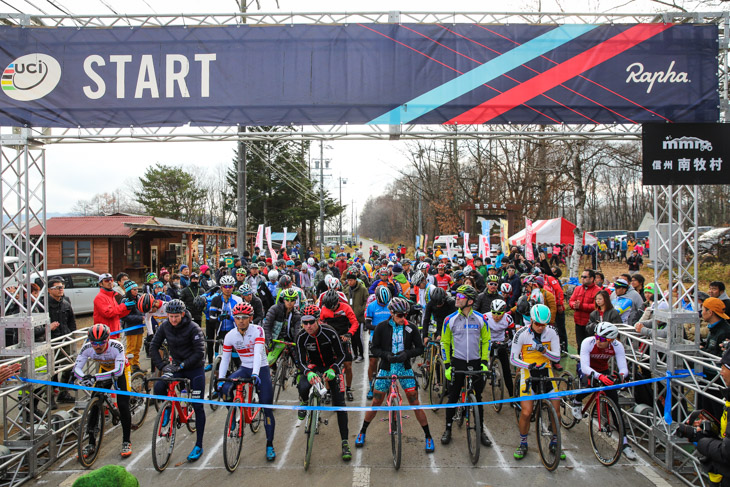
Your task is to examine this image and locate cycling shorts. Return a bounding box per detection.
[374,363,416,393]
[516,367,556,398]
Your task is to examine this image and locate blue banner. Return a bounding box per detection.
[0,23,718,128]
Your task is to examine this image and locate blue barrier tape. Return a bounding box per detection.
[14,372,692,413]
[110,324,146,336]
[664,371,673,425]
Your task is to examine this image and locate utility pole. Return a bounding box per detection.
[417,149,424,242]
[338,177,347,246]
[236,0,247,259]
[319,140,325,260]
[351,199,354,242]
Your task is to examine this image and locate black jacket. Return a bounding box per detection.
[504,273,522,308]
[150,311,205,370]
[474,291,500,315]
[371,318,423,371]
[421,298,457,339]
[121,292,144,336]
[48,295,76,339]
[696,389,730,479]
[180,283,205,323]
[702,318,730,357]
[263,301,302,343]
[248,295,265,325]
[166,283,182,300]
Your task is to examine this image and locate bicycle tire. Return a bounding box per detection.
[513,375,523,423]
[391,409,402,470]
[535,400,561,472]
[129,372,148,430]
[491,358,505,413]
[223,402,244,472]
[249,390,263,434]
[429,359,447,410]
[273,362,286,404]
[186,402,197,433]
[304,394,319,471]
[558,372,577,429]
[466,393,480,465]
[152,401,176,472]
[209,357,222,411]
[413,353,428,391]
[589,395,624,467]
[77,395,105,468]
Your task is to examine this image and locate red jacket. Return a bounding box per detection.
[545,276,565,306]
[319,302,359,337]
[93,287,131,334]
[569,283,600,326]
[334,259,349,276]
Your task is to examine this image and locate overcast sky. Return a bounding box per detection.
[3,0,703,224]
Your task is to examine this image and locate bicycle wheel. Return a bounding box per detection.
[77,395,105,468]
[304,394,320,471]
[273,362,286,404]
[152,401,176,472]
[129,372,148,430]
[491,359,505,413]
[209,357,222,411]
[391,409,402,470]
[589,395,624,466]
[429,359,446,410]
[513,375,523,423]
[535,400,561,472]
[558,372,577,429]
[413,354,428,391]
[466,393,480,465]
[223,403,244,472]
[249,390,263,434]
[186,402,197,433]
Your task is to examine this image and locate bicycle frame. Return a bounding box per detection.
[231,378,262,424]
[150,378,193,434]
[386,375,412,433]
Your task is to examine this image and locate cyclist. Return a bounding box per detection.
[238,283,264,324]
[486,299,515,397]
[320,289,360,401]
[263,288,302,367]
[365,286,393,399]
[474,275,502,314]
[421,286,456,345]
[206,275,242,369]
[434,263,454,291]
[149,299,207,462]
[355,297,435,452]
[218,302,277,461]
[74,324,133,459]
[295,304,352,462]
[510,303,563,461]
[440,285,492,448]
[571,321,637,460]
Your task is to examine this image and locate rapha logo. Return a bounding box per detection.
[662,136,713,152]
[2,53,61,101]
[625,61,690,94]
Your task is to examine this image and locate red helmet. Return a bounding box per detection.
[88,323,110,342]
[232,303,254,316]
[137,293,153,313]
[301,304,320,320]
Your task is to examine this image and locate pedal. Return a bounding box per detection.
[323,418,329,426]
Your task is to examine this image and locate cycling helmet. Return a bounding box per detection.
[232,302,254,316]
[257,261,267,268]
[268,269,279,282]
[302,304,320,320]
[236,267,247,275]
[457,258,466,267]
[530,304,551,324]
[595,321,619,340]
[430,286,447,306]
[491,299,507,313]
[318,261,328,269]
[417,262,429,271]
[327,258,335,265]
[280,288,299,302]
[532,267,542,275]
[378,267,390,277]
[456,284,478,302]
[286,260,295,266]
[322,289,340,310]
[307,257,315,266]
[388,297,410,314]
[424,284,438,304]
[301,263,309,272]
[437,263,446,270]
[516,297,531,317]
[486,275,500,284]
[278,275,292,287]
[276,259,286,267]
[529,288,544,304]
[390,255,397,262]
[500,282,513,295]
[192,295,207,311]
[411,271,425,286]
[137,293,154,313]
[452,270,465,281]
[614,278,629,288]
[239,283,253,296]
[88,324,110,342]
[463,265,473,275]
[376,286,392,306]
[219,275,236,286]
[439,254,449,261]
[522,275,535,287]
[166,299,186,314]
[327,276,342,290]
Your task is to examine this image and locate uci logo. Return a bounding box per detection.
[2,54,61,101]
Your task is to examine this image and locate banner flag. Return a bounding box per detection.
[265,226,277,261]
[463,233,473,259]
[479,235,489,259]
[500,219,509,256]
[525,218,534,261]
[281,227,287,250]
[255,224,264,250]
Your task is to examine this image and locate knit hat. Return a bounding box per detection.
[123,280,138,292]
[179,264,189,273]
[199,265,209,274]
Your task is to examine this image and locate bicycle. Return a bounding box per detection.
[149,377,197,472]
[413,323,437,391]
[76,372,146,468]
[560,373,626,466]
[382,374,414,470]
[425,342,447,409]
[303,372,329,471]
[514,373,571,471]
[219,377,263,472]
[271,339,297,403]
[452,369,489,465]
[207,336,239,411]
[488,342,510,413]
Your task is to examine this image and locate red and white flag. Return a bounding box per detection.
[525,218,534,261]
[265,226,278,261]
[255,224,264,250]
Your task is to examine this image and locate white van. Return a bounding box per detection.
[432,235,460,258]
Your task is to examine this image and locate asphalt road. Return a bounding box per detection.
[27,238,682,487]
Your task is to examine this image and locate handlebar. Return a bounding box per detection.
[219,377,256,384]
[453,370,489,376]
[272,339,296,346]
[387,375,416,380]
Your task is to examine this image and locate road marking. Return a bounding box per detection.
[276,417,301,470]
[353,343,370,467]
[481,423,510,472]
[126,441,152,469]
[637,464,675,487]
[200,435,223,469]
[352,466,370,487]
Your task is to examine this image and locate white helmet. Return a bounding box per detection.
[268,269,279,282]
[219,275,235,286]
[301,263,308,272]
[307,257,315,266]
[463,265,473,275]
[327,275,341,290]
[595,322,619,340]
[529,288,544,304]
[491,299,507,313]
[500,282,513,295]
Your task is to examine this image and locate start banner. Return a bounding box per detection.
[0,23,718,128]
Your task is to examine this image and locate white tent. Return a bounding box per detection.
[509,217,597,246]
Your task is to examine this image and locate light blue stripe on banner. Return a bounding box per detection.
[367,24,599,125]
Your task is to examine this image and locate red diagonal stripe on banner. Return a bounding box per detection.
[446,23,673,125]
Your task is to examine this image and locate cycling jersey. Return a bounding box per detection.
[315,290,348,308]
[295,324,346,374]
[209,294,242,333]
[434,273,454,291]
[319,302,359,337]
[579,336,629,378]
[219,324,267,378]
[74,339,127,382]
[486,311,514,343]
[510,325,560,369]
[365,300,391,337]
[441,309,490,363]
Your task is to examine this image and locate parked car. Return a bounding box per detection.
[29,268,100,315]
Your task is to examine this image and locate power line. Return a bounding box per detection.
[246,143,321,204]
[0,0,24,13]
[98,0,119,15]
[22,0,49,14]
[45,0,72,15]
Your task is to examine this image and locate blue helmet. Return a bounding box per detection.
[376,286,392,306]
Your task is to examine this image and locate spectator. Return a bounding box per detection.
[633,283,670,338]
[611,278,645,327]
[569,269,601,349]
[181,273,205,325]
[93,273,134,334]
[120,281,145,373]
[595,272,606,290]
[631,273,645,296]
[113,273,129,301]
[587,290,623,334]
[166,274,182,300]
[179,264,191,288]
[47,276,77,402]
[0,362,21,383]
[708,281,730,314]
[627,250,643,275]
[700,297,730,357]
[620,238,628,263]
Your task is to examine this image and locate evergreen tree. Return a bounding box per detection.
[135,163,206,222]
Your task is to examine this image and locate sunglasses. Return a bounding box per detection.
[90,340,106,346]
[596,336,614,342]
[488,282,498,286]
[222,285,234,289]
[101,278,113,282]
[302,319,317,326]
[532,322,547,327]
[456,293,467,299]
[50,286,65,290]
[581,275,591,279]
[394,313,406,318]
[234,314,251,319]
[492,311,505,316]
